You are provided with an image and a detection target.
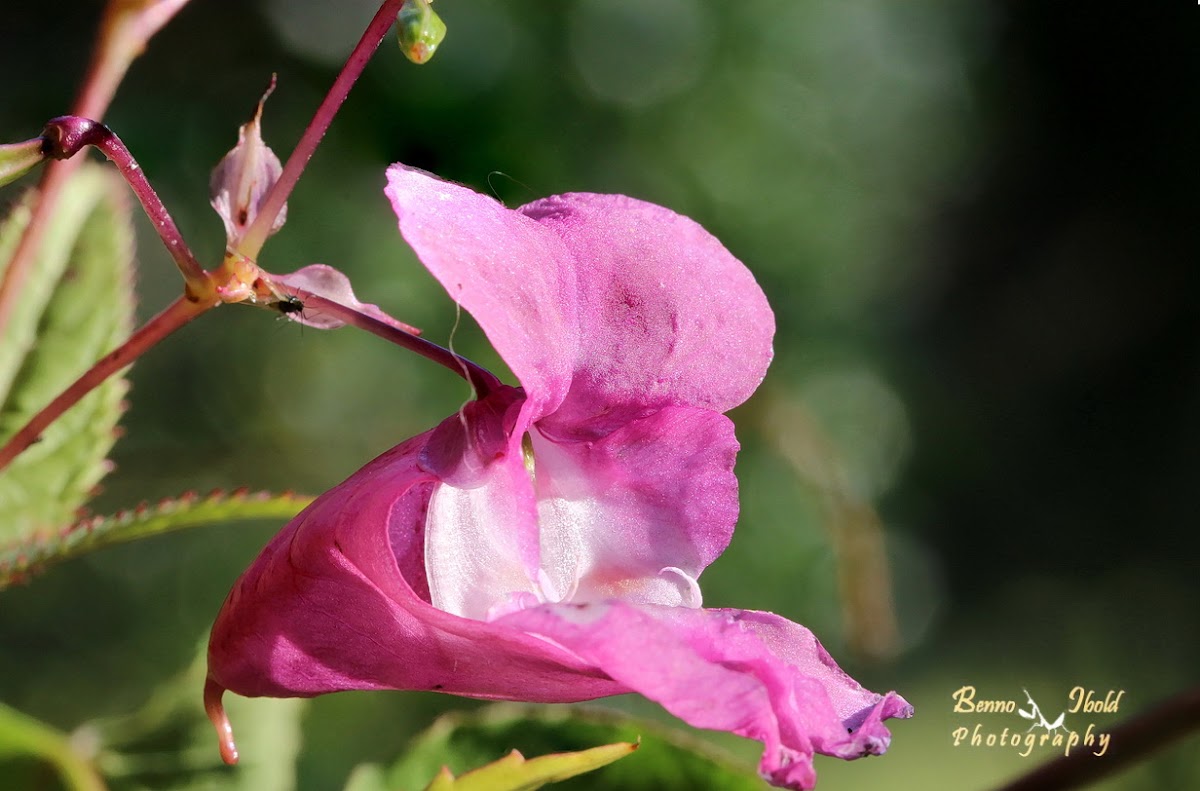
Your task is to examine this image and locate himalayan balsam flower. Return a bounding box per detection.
[206,165,912,790]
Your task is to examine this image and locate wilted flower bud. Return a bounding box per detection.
[210,77,286,246]
[397,0,446,65]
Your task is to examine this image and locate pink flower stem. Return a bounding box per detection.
[298,293,503,396]
[994,685,1200,791]
[40,116,209,295]
[235,0,406,260]
[0,295,209,473]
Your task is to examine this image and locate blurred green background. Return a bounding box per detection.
[1,1,1198,789]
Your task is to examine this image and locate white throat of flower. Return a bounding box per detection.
[425,429,704,622]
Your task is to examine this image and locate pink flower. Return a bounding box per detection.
[206,165,912,789]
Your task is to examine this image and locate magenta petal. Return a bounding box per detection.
[207,432,622,702]
[209,86,286,245]
[533,406,741,605]
[419,386,545,620]
[496,602,913,791]
[270,264,419,333]
[385,165,580,417]
[420,385,525,487]
[385,167,775,431]
[521,193,775,435]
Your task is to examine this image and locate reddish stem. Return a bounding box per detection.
[235,0,406,259]
[41,116,209,293]
[298,293,502,396]
[0,296,208,473]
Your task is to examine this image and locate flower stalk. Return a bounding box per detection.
[296,292,501,396]
[1,0,429,475]
[235,0,408,260]
[41,116,210,296]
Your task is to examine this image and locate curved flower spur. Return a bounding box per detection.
[206,164,912,790]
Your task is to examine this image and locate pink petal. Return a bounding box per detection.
[385,165,580,418]
[419,385,525,488]
[209,83,286,246]
[532,406,741,607]
[423,449,543,622]
[418,386,545,620]
[497,602,913,790]
[270,264,419,333]
[521,194,775,436]
[384,167,775,432]
[207,430,622,702]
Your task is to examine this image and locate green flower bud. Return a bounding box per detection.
[397,0,446,65]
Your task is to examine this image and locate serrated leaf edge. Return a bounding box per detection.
[0,487,312,589]
[0,165,138,540]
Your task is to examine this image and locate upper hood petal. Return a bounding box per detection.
[385,167,774,433]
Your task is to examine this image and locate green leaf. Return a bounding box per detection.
[423,743,637,791]
[0,164,137,542]
[387,705,766,791]
[0,487,312,589]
